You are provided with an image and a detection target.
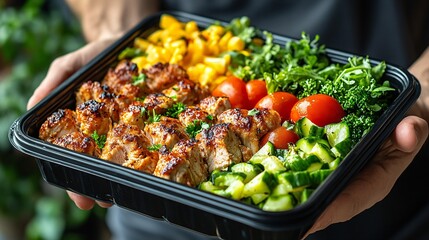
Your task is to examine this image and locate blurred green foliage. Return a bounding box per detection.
[0,0,108,239]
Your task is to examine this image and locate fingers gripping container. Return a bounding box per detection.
[9,11,420,240]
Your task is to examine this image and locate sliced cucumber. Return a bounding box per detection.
[277,171,311,189]
[300,188,314,203]
[285,152,319,171]
[262,194,295,211]
[225,180,244,200]
[213,172,246,187]
[325,121,350,147]
[295,117,324,138]
[310,142,335,163]
[251,193,269,205]
[310,169,333,186]
[242,171,277,197]
[249,141,276,164]
[271,183,293,196]
[296,137,329,154]
[230,162,263,183]
[260,156,286,172]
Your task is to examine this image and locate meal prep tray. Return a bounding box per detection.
[9,11,420,240]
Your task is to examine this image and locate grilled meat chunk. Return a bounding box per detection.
[39,109,79,143]
[101,123,158,173]
[144,116,189,150]
[196,123,243,172]
[76,81,120,122]
[52,132,101,157]
[102,60,146,105]
[217,108,281,154]
[141,93,175,115]
[119,101,146,130]
[154,139,208,187]
[162,78,210,105]
[143,62,189,92]
[178,106,213,127]
[76,100,113,136]
[198,96,231,117]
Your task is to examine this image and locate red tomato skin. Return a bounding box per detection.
[290,94,345,126]
[212,76,250,109]
[255,92,298,122]
[260,126,299,149]
[246,80,268,108]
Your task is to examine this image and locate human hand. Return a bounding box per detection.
[304,115,428,237]
[27,37,120,210]
[305,46,429,238]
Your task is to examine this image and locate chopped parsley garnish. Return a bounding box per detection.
[132,73,147,85]
[118,47,144,60]
[206,114,214,121]
[165,102,186,118]
[248,109,260,116]
[91,130,107,149]
[147,144,162,151]
[185,120,210,138]
[140,107,147,117]
[148,109,161,123]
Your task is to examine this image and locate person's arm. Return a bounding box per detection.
[305,46,429,237]
[28,0,161,210]
[66,0,160,42]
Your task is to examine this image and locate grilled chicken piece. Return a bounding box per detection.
[154,139,208,187]
[178,106,214,127]
[102,60,146,105]
[144,116,189,150]
[143,62,189,92]
[76,100,113,136]
[52,132,101,157]
[198,96,231,117]
[39,109,79,143]
[101,123,158,173]
[217,108,281,154]
[162,78,210,105]
[119,101,146,130]
[102,60,139,87]
[141,93,175,115]
[196,123,243,172]
[76,81,120,122]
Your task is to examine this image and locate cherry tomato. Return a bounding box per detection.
[260,126,299,149]
[246,80,268,108]
[212,76,250,109]
[290,94,345,126]
[254,92,298,122]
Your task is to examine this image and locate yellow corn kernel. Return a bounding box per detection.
[131,56,148,70]
[204,56,228,74]
[219,31,233,52]
[164,29,186,43]
[207,41,220,56]
[160,14,181,29]
[147,30,163,44]
[240,50,251,56]
[146,45,171,64]
[169,48,184,64]
[202,25,225,39]
[199,66,217,86]
[187,63,206,82]
[134,38,151,51]
[185,21,199,35]
[227,36,245,51]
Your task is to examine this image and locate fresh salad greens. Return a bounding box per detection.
[227,17,395,145]
[199,17,396,211]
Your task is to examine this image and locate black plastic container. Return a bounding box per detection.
[9,11,420,240]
